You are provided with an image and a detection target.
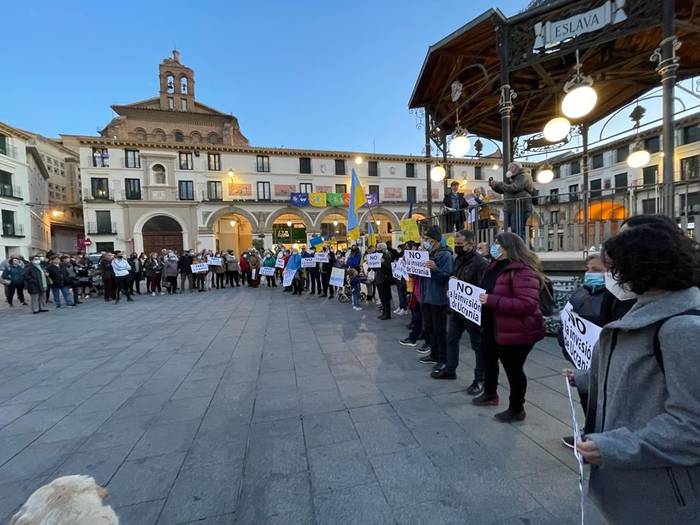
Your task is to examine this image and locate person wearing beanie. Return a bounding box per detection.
[373,242,395,320]
[418,226,453,370]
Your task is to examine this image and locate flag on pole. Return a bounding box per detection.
[348,169,367,240]
[367,221,377,247]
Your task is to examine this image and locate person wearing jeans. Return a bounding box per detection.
[2,257,26,306]
[46,256,74,308]
[112,251,133,303]
[24,256,49,313]
[418,226,453,369]
[488,162,535,241]
[473,232,545,423]
[431,229,488,394]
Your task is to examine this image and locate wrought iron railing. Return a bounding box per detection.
[417,180,700,252]
[86,222,118,235]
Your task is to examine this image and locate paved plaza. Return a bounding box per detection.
[0,287,602,524]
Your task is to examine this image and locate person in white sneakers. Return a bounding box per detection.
[111,251,134,303]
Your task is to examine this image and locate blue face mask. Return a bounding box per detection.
[422,240,433,251]
[489,244,501,259]
[584,272,605,289]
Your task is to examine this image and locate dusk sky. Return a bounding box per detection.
[2,0,527,155]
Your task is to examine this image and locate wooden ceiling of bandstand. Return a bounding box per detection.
[409,0,700,141]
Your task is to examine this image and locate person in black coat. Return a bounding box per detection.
[432,230,488,390]
[178,252,194,293]
[319,247,336,298]
[374,243,395,320]
[99,253,116,301]
[443,181,468,232]
[24,256,49,313]
[46,256,74,308]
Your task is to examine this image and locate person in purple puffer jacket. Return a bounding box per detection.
[472,232,545,423]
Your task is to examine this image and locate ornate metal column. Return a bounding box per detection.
[499,84,516,179]
[581,124,590,253]
[424,108,433,217]
[651,0,680,217]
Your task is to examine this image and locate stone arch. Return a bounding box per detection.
[132,127,147,141]
[134,211,189,254]
[205,205,259,231]
[152,128,166,142]
[402,206,428,220]
[165,73,175,93]
[359,207,400,230]
[179,75,189,94]
[173,129,185,143]
[134,210,187,235]
[313,207,348,229]
[190,131,202,144]
[264,206,314,231]
[207,132,221,144]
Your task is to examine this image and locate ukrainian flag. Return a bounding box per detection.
[347,169,367,239]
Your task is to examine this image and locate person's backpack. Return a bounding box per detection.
[653,309,700,373]
[540,277,555,317]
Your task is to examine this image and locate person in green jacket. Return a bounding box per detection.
[262,251,277,287]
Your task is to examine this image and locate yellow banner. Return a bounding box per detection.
[400,218,420,243]
[443,232,455,250]
[309,192,327,207]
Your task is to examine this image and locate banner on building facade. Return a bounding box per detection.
[326,193,346,207]
[309,192,327,207]
[448,278,485,325]
[291,193,310,207]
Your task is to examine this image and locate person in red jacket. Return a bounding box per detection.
[472,231,545,423]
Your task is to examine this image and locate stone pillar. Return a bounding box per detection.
[197,229,216,252]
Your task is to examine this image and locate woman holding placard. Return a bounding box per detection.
[473,232,545,423]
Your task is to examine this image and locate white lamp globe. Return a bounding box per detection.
[450,135,470,157]
[543,117,571,142]
[627,148,650,168]
[430,165,447,182]
[536,167,554,184]
[562,86,597,119]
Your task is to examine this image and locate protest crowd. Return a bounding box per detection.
[3,203,700,521]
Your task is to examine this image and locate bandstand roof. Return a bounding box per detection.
[409,0,700,140]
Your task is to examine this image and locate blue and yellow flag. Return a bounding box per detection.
[367,221,377,247]
[348,169,367,239]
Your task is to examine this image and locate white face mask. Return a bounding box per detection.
[604,272,637,301]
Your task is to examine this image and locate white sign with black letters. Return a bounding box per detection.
[448,278,485,326]
[260,266,275,277]
[301,257,317,268]
[561,302,601,370]
[365,253,382,269]
[403,250,431,277]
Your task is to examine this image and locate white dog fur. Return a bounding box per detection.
[10,475,118,525]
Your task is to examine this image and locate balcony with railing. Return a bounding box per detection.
[86,222,118,235]
[0,183,22,200]
[1,222,24,237]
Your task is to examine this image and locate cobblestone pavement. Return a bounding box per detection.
[0,286,603,524]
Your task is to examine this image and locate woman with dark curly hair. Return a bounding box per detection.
[573,217,700,523]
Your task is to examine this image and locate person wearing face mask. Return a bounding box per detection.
[163,252,179,294]
[488,162,535,240]
[473,232,545,422]
[23,255,49,313]
[442,180,468,233]
[262,251,277,287]
[2,256,27,307]
[319,246,336,298]
[144,252,164,296]
[177,250,193,293]
[286,248,303,295]
[111,251,134,303]
[418,226,454,368]
[393,243,408,316]
[99,252,116,302]
[346,245,361,272]
[571,218,700,524]
[432,230,488,393]
[46,256,75,308]
[476,242,492,262]
[374,242,395,320]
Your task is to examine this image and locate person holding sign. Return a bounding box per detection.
[473,232,545,423]
[286,248,303,295]
[262,251,277,287]
[374,243,395,320]
[571,217,700,524]
[319,247,336,298]
[417,226,453,368]
[432,230,488,392]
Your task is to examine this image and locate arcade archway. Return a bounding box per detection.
[142,215,183,254]
[214,213,253,254]
[319,212,348,250]
[272,213,308,248]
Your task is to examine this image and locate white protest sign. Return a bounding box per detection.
[561,302,601,370]
[314,252,329,263]
[301,257,317,268]
[403,250,431,277]
[207,256,222,266]
[391,259,408,281]
[365,253,382,269]
[329,267,345,287]
[565,378,586,525]
[447,278,484,326]
[260,266,275,277]
[282,269,296,287]
[190,263,208,274]
[275,257,285,269]
[251,269,257,280]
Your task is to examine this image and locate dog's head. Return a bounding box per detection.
[11,475,117,525]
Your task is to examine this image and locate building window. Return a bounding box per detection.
[257,181,271,201]
[680,192,700,215]
[92,148,109,168]
[299,157,311,174]
[548,188,559,204]
[407,186,417,203]
[551,211,560,223]
[178,180,194,200]
[473,166,482,180]
[174,131,185,142]
[124,178,141,200]
[257,155,270,173]
[335,184,347,194]
[152,164,166,184]
[554,166,561,179]
[168,97,174,110]
[0,133,7,156]
[683,124,700,145]
[569,184,579,201]
[95,210,113,234]
[591,153,604,169]
[95,241,114,253]
[125,149,140,168]
[368,184,379,198]
[642,198,657,214]
[615,146,629,164]
[299,183,313,194]
[208,153,221,171]
[0,170,15,198]
[642,165,658,186]
[406,163,416,178]
[645,135,660,153]
[180,76,188,94]
[207,181,223,201]
[180,99,187,111]
[178,152,193,170]
[614,173,628,192]
[590,179,602,199]
[570,159,581,175]
[1,210,18,236]
[681,155,700,181]
[335,159,346,175]
[368,161,378,177]
[166,74,175,93]
[90,177,109,200]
